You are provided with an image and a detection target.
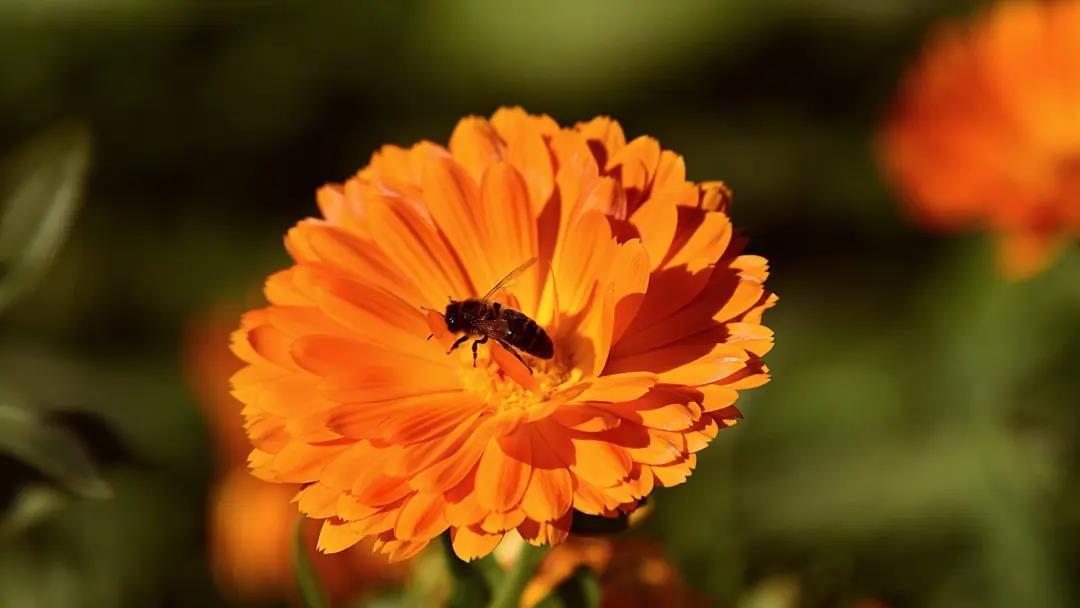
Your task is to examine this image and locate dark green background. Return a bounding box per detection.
[2,1,1078,606]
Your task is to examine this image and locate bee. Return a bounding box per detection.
[437,257,553,372]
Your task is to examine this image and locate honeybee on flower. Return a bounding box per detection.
[231,107,776,561]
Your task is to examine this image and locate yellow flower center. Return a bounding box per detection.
[457,346,581,413]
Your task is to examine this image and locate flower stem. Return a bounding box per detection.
[291,517,328,608]
[441,533,495,608]
[488,543,548,608]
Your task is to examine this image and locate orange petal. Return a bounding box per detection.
[267,441,346,483]
[444,474,487,527]
[352,472,413,507]
[652,455,696,487]
[625,463,655,499]
[652,150,690,195]
[317,519,364,554]
[336,493,378,521]
[387,539,430,562]
[395,492,448,540]
[698,384,739,413]
[264,268,311,306]
[520,466,574,523]
[449,116,505,182]
[625,429,686,466]
[491,107,557,214]
[568,372,658,403]
[451,525,504,562]
[294,483,340,519]
[246,324,297,370]
[549,130,602,246]
[422,157,497,295]
[293,221,419,303]
[629,189,679,271]
[366,195,472,307]
[699,180,733,212]
[479,162,541,314]
[575,116,626,167]
[551,405,622,432]
[572,480,625,515]
[606,342,749,386]
[291,334,456,385]
[474,434,533,512]
[324,393,474,442]
[352,501,405,536]
[410,437,486,493]
[620,400,698,432]
[568,437,632,487]
[480,508,527,533]
[385,411,483,478]
[517,511,572,547]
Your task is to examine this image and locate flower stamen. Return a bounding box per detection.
[459,346,579,414]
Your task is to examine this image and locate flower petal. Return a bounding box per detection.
[451,525,505,562]
[474,434,533,512]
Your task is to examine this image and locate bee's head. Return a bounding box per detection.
[444,302,462,332]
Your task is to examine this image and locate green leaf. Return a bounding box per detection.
[441,533,495,608]
[355,588,408,608]
[0,403,111,499]
[543,567,602,608]
[488,542,547,608]
[0,121,91,312]
[292,516,329,608]
[0,484,68,538]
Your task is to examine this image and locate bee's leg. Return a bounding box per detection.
[447,335,469,355]
[497,339,533,374]
[471,335,489,367]
[426,333,433,341]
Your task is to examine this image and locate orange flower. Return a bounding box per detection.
[230,107,776,562]
[880,0,1080,278]
[518,535,706,608]
[185,309,406,601]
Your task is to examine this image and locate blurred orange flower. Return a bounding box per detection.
[185,309,406,602]
[519,536,706,608]
[230,107,775,562]
[881,0,1080,278]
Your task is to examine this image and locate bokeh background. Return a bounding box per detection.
[2,1,1079,607]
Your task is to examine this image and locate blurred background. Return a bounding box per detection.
[1,1,1078,606]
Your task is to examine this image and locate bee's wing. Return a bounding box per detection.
[474,318,508,338]
[480,257,537,304]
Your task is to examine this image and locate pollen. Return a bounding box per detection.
[459,347,581,413]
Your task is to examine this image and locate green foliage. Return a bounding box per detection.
[441,536,496,608]
[0,1,1077,607]
[0,122,90,313]
[0,402,109,499]
[487,543,548,608]
[438,535,551,608]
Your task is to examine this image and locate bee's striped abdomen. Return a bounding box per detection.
[502,308,554,359]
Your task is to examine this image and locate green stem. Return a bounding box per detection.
[292,517,328,608]
[441,533,495,608]
[488,543,548,608]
